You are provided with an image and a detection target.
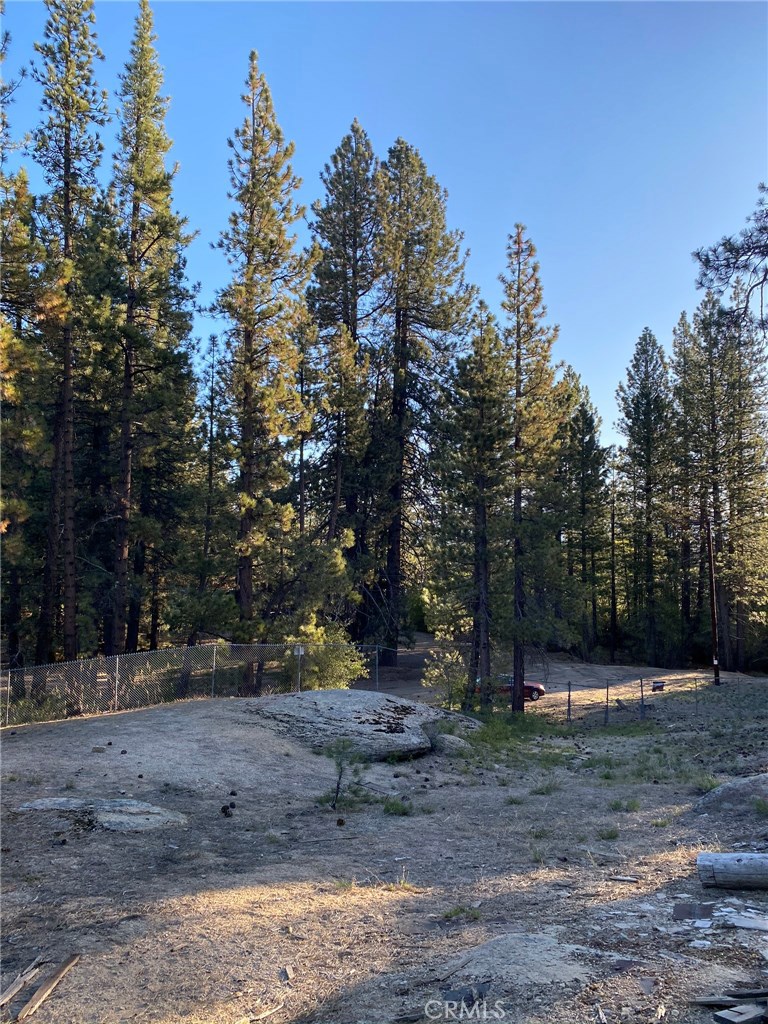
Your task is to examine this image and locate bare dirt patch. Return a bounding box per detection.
[2,668,767,1024]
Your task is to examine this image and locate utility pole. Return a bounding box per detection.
[704,516,721,686]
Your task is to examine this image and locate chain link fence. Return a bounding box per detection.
[2,642,380,727]
[518,673,757,727]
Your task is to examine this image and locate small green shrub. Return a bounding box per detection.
[443,905,481,921]
[691,773,719,794]
[531,779,560,796]
[382,797,412,816]
[597,826,620,841]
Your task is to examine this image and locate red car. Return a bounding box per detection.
[495,675,546,701]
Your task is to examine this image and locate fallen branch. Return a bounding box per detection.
[0,957,43,1008]
[16,954,79,1020]
[251,1003,284,1021]
[293,835,364,844]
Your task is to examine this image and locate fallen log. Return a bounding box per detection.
[697,852,768,890]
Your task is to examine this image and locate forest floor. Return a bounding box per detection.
[1,648,767,1024]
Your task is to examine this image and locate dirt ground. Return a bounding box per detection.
[2,654,767,1024]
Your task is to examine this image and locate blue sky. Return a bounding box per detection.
[4,1,767,443]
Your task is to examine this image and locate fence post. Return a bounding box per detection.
[640,677,645,720]
[211,645,217,698]
[604,678,610,726]
[114,655,120,712]
[567,680,572,724]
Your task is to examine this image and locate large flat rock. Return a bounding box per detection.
[245,689,477,760]
[18,797,187,831]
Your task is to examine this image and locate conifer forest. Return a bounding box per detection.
[2,0,767,710]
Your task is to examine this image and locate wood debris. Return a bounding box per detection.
[0,957,43,1008]
[16,954,80,1021]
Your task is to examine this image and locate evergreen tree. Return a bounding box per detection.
[669,311,702,658]
[687,290,768,670]
[556,372,609,658]
[110,0,195,653]
[437,306,516,708]
[307,121,382,627]
[499,225,562,710]
[376,138,472,663]
[214,50,313,669]
[616,328,673,664]
[30,0,108,661]
[695,184,768,330]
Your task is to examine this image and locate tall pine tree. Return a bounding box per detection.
[30,0,108,661]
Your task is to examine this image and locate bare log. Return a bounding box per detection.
[697,852,768,890]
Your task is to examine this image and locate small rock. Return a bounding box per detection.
[337,818,345,827]
[221,805,233,817]
[138,774,143,779]
[229,801,236,809]
[120,749,127,754]
[230,790,237,796]
[107,741,112,746]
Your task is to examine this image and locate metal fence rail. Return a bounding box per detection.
[2,642,378,727]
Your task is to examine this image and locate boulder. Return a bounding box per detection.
[245,689,477,760]
[694,774,768,816]
[431,732,472,757]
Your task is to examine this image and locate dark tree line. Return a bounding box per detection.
[2,0,767,705]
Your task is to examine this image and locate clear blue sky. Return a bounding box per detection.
[4,1,767,443]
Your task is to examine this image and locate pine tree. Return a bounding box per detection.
[499,225,562,710]
[307,121,381,623]
[616,328,673,664]
[30,0,108,661]
[110,0,194,653]
[669,311,702,658]
[437,305,516,708]
[686,290,768,670]
[308,119,381,346]
[214,50,313,675]
[376,138,472,663]
[556,373,609,658]
[695,184,768,330]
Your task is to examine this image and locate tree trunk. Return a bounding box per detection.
[126,535,145,653]
[467,490,492,710]
[381,306,409,667]
[237,327,255,630]
[609,485,617,663]
[149,560,160,650]
[113,297,135,655]
[35,403,65,670]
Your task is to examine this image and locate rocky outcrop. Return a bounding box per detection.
[244,689,478,760]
